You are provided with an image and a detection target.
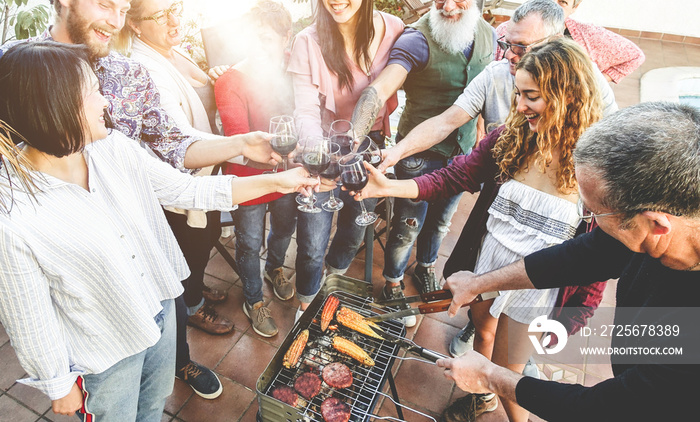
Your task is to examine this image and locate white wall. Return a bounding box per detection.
[493,0,700,38]
[572,0,700,37]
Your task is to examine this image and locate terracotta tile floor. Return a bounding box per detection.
[1,36,700,422]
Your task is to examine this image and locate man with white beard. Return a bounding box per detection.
[348,0,495,320]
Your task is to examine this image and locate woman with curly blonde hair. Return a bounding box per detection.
[355,37,602,422]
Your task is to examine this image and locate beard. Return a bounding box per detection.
[66,1,117,59]
[428,3,481,55]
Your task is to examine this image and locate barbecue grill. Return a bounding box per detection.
[256,274,437,422]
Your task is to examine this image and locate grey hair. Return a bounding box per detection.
[574,102,700,219]
[512,0,566,37]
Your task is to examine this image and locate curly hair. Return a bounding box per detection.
[493,37,603,194]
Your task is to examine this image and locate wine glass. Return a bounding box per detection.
[339,153,378,226]
[329,119,354,156]
[297,138,331,213]
[269,115,297,172]
[354,136,383,168]
[320,141,344,212]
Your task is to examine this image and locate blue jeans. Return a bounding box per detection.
[383,154,463,283]
[295,188,377,303]
[77,299,176,422]
[233,194,297,305]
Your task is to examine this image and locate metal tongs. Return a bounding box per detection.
[367,289,498,324]
[375,329,448,364]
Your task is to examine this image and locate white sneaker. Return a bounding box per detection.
[295,307,304,323]
[382,283,417,328]
[522,357,540,379]
[402,314,417,328]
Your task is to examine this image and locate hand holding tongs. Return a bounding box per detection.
[367,289,498,323]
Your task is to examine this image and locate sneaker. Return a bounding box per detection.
[522,356,540,379]
[188,303,234,335]
[176,361,223,399]
[264,267,295,301]
[413,265,440,294]
[243,301,278,337]
[449,320,476,358]
[295,307,304,323]
[382,283,417,328]
[202,286,228,304]
[441,393,498,422]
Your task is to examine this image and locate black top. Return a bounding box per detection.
[516,228,700,421]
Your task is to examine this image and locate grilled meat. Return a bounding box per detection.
[294,371,322,400]
[271,385,297,406]
[322,362,353,389]
[321,295,340,332]
[321,397,351,422]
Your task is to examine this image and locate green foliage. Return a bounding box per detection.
[374,0,405,18]
[179,11,208,70]
[1,0,50,43]
[11,3,49,39]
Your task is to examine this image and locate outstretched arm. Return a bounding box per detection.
[351,64,408,138]
[379,105,473,171]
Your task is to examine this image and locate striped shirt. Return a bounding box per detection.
[0,131,235,400]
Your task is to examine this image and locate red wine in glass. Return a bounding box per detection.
[302,152,331,176]
[331,134,353,156]
[338,153,377,226]
[271,137,297,156]
[320,161,340,179]
[341,170,368,192]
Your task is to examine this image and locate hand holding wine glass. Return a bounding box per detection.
[329,119,354,156]
[320,141,343,212]
[353,136,383,168]
[271,166,321,195]
[297,138,331,213]
[345,159,393,200]
[269,115,297,172]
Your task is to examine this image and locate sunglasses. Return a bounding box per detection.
[137,1,184,25]
[497,35,550,57]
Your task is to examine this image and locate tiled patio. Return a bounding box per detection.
[1,33,700,422]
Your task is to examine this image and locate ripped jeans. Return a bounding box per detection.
[383,153,463,283]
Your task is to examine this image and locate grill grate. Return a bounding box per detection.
[261,289,405,422]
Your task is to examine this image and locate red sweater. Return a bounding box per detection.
[215,68,293,205]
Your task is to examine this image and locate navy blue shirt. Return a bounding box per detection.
[387,26,497,73]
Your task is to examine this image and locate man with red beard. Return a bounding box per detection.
[0,0,278,404]
[347,0,495,326]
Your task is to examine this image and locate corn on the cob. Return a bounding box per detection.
[336,306,383,339]
[320,296,340,332]
[332,336,375,366]
[283,329,309,368]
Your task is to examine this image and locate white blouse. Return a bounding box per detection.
[0,131,235,399]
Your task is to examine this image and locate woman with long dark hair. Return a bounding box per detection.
[287,0,403,318]
[0,42,317,420]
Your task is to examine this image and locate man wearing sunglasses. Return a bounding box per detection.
[378,0,617,181]
[383,0,616,359]
[437,101,700,422]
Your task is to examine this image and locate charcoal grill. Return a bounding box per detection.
[256,274,433,422]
